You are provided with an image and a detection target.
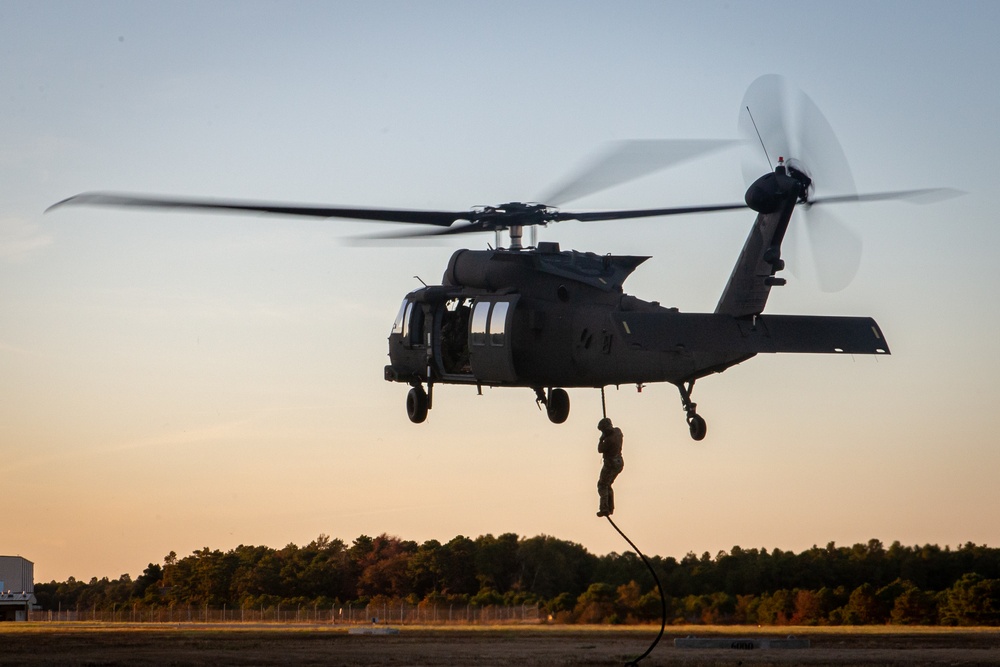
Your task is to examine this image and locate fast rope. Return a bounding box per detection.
[598,385,665,665]
[605,515,667,666]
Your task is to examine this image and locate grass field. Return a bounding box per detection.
[1,623,998,665]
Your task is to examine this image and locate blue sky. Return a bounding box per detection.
[2,1,999,581]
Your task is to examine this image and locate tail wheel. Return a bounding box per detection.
[546,388,570,424]
[406,386,429,424]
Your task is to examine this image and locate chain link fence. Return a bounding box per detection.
[29,602,541,625]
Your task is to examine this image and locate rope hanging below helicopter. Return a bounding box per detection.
[605,514,667,666]
[597,385,666,665]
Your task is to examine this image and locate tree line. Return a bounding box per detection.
[34,534,1000,625]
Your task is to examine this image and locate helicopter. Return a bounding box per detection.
[48,76,955,440]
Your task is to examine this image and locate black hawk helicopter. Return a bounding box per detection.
[48,76,955,440]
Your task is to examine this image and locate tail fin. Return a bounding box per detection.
[714,192,795,318]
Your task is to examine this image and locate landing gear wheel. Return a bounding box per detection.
[687,413,707,441]
[677,381,707,441]
[546,388,570,424]
[406,386,428,424]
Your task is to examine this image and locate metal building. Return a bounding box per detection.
[0,556,35,621]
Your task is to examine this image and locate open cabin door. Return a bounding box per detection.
[467,295,519,383]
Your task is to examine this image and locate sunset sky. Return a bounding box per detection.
[3,1,999,583]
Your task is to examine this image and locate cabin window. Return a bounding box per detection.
[470,301,491,346]
[489,301,509,346]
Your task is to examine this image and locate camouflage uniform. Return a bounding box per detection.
[596,418,624,517]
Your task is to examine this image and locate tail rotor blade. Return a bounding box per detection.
[804,207,863,293]
[795,87,856,199]
[782,214,806,282]
[739,74,792,183]
[738,75,871,292]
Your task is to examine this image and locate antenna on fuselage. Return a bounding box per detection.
[746,106,774,171]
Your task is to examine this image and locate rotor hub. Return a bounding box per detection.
[780,157,814,204]
[470,202,556,231]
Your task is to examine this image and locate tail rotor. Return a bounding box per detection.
[739,74,862,292]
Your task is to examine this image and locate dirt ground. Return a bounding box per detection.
[2,623,999,666]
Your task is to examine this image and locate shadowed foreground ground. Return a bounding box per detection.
[2,623,999,666]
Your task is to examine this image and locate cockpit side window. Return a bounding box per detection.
[393,299,425,347]
[407,303,425,346]
[401,302,414,339]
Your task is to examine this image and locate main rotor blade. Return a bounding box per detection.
[353,222,490,241]
[540,139,737,207]
[47,192,468,227]
[809,187,964,206]
[556,202,747,222]
[355,202,752,239]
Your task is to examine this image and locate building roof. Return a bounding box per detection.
[0,556,34,564]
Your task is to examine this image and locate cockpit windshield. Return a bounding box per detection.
[391,299,408,335]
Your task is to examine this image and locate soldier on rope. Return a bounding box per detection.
[596,417,624,517]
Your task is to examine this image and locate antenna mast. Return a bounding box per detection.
[746,106,774,171]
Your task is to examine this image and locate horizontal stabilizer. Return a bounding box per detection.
[753,315,889,355]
